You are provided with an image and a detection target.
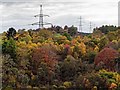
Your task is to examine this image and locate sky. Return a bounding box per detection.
[0,0,119,33]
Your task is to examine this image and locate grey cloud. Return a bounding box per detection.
[1,0,119,33]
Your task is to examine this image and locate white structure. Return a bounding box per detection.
[118,1,120,26]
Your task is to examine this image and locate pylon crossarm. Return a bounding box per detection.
[43,15,50,17]
[43,22,52,25]
[34,14,49,17]
[31,22,39,25]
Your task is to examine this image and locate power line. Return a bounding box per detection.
[31,5,52,29]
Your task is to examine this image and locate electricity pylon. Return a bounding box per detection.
[78,16,82,32]
[31,5,52,29]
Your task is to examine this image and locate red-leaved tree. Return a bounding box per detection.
[31,46,58,73]
[94,47,119,71]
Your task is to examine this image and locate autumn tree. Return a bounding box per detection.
[31,44,58,73]
[31,45,59,84]
[94,47,119,71]
[59,55,78,81]
[2,55,18,88]
[38,29,53,40]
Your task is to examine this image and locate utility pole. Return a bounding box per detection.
[31,5,52,29]
[78,16,82,32]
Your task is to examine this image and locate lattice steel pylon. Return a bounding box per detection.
[78,16,82,32]
[31,5,52,29]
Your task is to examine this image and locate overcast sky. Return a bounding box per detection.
[0,0,119,33]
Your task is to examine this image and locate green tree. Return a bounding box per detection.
[96,25,117,34]
[2,38,17,60]
[63,33,72,41]
[59,55,78,81]
[98,36,109,50]
[68,25,77,36]
[6,27,16,39]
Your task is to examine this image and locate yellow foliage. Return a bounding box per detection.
[83,36,91,42]
[71,39,78,45]
[99,69,120,84]
[55,42,58,45]
[48,38,53,41]
[114,73,120,83]
[37,42,42,47]
[63,81,72,88]
[64,40,70,44]
[91,86,97,90]
[61,36,67,40]
[31,75,35,80]
[112,40,118,43]
[28,41,32,44]
[76,36,81,40]
[30,43,37,47]
[16,41,26,47]
[4,86,13,90]
[9,75,16,83]
[73,52,79,59]
[78,42,86,55]
[69,46,74,54]
[59,44,64,51]
[26,85,32,89]
[94,45,99,52]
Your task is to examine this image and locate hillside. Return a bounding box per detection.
[1,27,120,90]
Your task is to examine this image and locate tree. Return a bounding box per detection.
[96,25,117,34]
[86,51,97,64]
[53,26,63,33]
[36,62,56,85]
[94,47,119,71]
[2,38,17,60]
[6,27,16,39]
[64,25,68,30]
[2,55,18,88]
[63,33,72,41]
[38,29,53,40]
[59,55,78,81]
[98,36,109,50]
[31,44,58,73]
[68,25,77,36]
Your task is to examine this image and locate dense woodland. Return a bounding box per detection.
[1,25,120,90]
